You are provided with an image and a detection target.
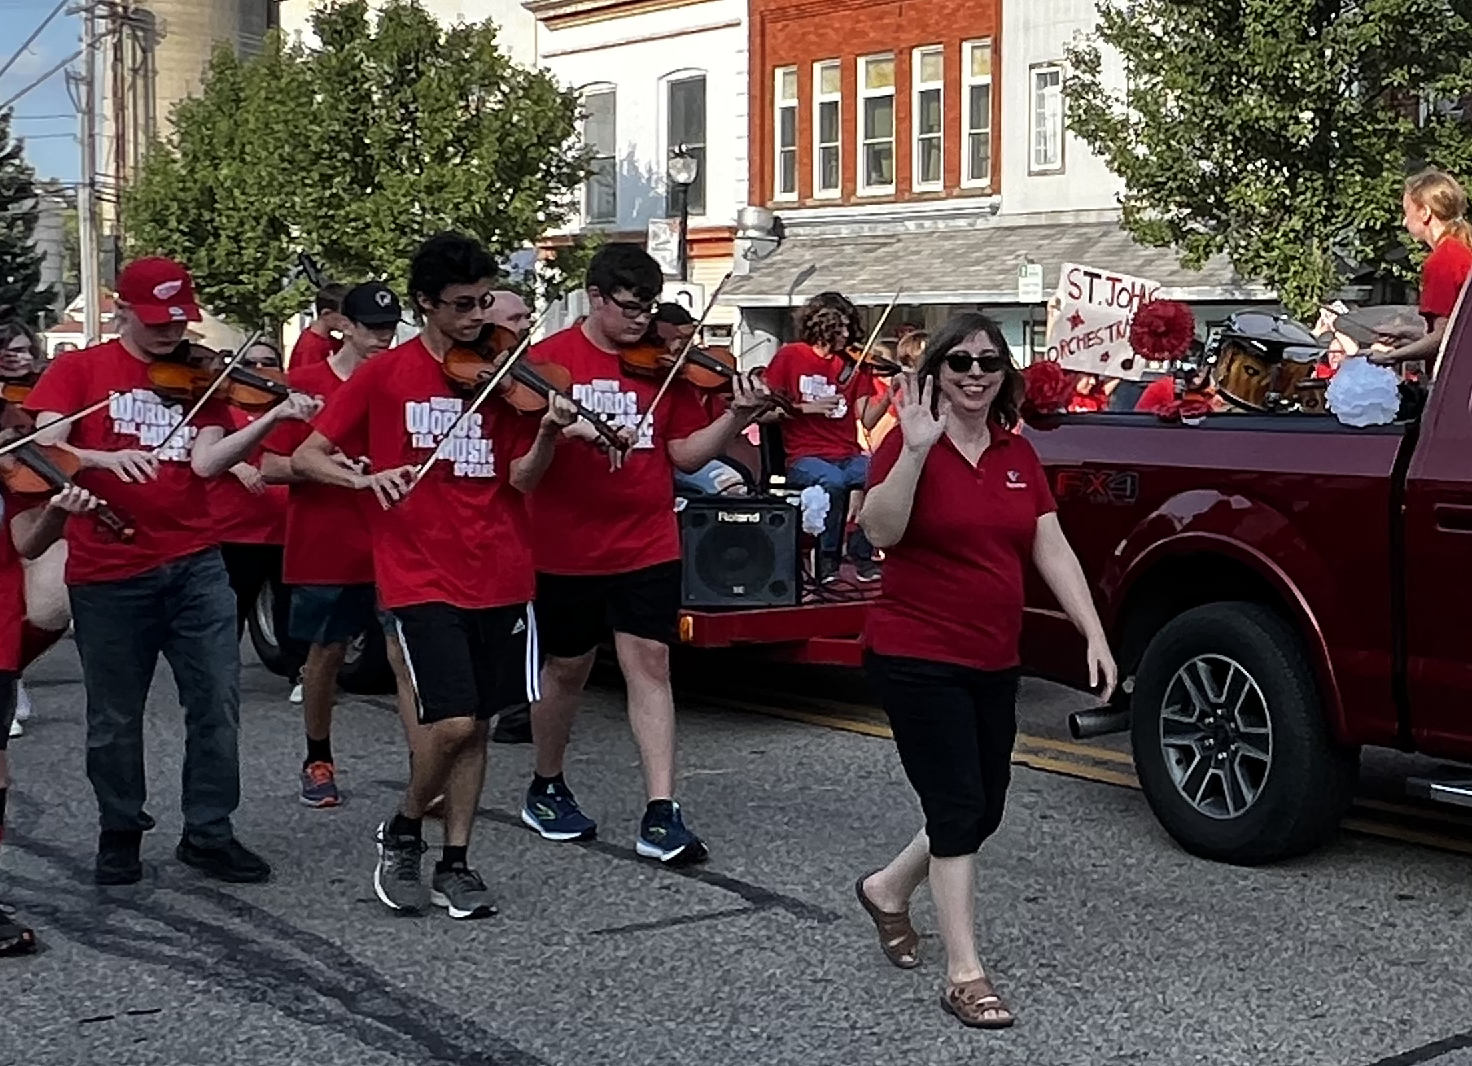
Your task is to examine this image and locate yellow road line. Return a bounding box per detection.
[702,689,1472,856]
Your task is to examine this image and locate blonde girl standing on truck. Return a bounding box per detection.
[1377,168,1472,371]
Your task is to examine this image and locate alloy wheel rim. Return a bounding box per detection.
[1158,654,1274,819]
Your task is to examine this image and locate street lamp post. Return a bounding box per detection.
[667,145,699,282]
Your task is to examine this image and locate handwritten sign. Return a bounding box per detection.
[1045,263,1162,381]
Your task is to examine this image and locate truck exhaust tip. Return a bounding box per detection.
[1068,707,1131,740]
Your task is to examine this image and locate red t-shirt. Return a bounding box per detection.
[289,328,342,370]
[862,429,1056,671]
[0,496,28,672]
[211,407,287,545]
[265,359,374,586]
[527,325,708,576]
[24,340,230,585]
[313,338,541,610]
[763,343,876,462]
[1420,238,1472,320]
[1134,376,1177,413]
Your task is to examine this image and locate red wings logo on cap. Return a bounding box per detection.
[376,290,393,308]
[153,280,184,300]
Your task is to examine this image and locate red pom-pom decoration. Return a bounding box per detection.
[1156,394,1214,424]
[1021,360,1073,418]
[1129,300,1197,363]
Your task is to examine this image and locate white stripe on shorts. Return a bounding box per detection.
[523,602,542,704]
[391,615,427,724]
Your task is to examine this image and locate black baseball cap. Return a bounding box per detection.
[343,282,403,327]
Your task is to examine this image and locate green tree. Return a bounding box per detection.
[0,109,55,325]
[1066,1,1472,317]
[124,0,592,328]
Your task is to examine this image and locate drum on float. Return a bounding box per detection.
[1208,312,1324,412]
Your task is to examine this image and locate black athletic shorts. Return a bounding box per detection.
[0,671,16,752]
[534,561,681,659]
[389,602,539,725]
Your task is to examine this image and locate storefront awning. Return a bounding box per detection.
[722,220,1269,307]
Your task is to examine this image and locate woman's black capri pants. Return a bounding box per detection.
[865,652,1019,858]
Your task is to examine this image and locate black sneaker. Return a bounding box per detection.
[373,821,429,913]
[852,558,881,583]
[637,799,709,866]
[816,555,841,585]
[95,829,143,886]
[0,902,37,956]
[175,837,271,884]
[430,864,498,920]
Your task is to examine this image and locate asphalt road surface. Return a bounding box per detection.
[4,641,1471,1066]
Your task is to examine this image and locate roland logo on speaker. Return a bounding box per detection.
[717,511,761,523]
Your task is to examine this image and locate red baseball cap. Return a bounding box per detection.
[115,257,203,325]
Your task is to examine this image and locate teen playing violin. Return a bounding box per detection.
[763,291,889,583]
[24,256,320,887]
[521,244,770,864]
[293,232,579,920]
[263,281,402,810]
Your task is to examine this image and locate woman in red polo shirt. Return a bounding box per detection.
[1377,168,1472,370]
[852,312,1116,1029]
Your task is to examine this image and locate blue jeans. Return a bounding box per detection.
[69,548,242,847]
[787,455,874,561]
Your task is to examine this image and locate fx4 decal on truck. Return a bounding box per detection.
[1053,468,1140,506]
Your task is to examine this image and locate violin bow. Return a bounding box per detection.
[409,307,555,484]
[632,272,734,447]
[0,395,117,459]
[838,289,902,385]
[149,335,259,457]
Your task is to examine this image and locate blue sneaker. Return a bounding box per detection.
[521,779,597,841]
[637,800,708,866]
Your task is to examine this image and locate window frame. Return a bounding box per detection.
[911,45,944,192]
[812,59,842,199]
[961,39,994,189]
[581,85,617,225]
[1029,61,1066,175]
[774,66,799,201]
[857,52,896,197]
[666,73,708,216]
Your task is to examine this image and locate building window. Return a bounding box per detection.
[912,46,943,190]
[1031,63,1065,174]
[668,74,707,215]
[858,53,895,194]
[963,40,992,187]
[582,88,617,224]
[813,60,841,197]
[774,66,798,200]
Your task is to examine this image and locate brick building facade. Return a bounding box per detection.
[747,0,1001,208]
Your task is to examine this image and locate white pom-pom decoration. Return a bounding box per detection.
[1326,357,1400,428]
[798,485,830,537]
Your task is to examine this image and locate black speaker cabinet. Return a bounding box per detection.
[679,497,799,608]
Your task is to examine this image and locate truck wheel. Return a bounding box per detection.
[337,623,395,696]
[248,577,306,679]
[1131,601,1358,865]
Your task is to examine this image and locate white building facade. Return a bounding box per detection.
[529,0,749,337]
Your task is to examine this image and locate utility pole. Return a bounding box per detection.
[77,2,100,344]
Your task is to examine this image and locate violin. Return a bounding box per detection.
[0,424,135,542]
[146,343,294,411]
[837,344,903,384]
[0,381,33,405]
[442,326,628,451]
[619,342,800,417]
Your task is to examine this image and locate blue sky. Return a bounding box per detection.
[1,0,84,183]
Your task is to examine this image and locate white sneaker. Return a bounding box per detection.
[14,683,32,723]
[289,682,304,705]
[7,717,21,739]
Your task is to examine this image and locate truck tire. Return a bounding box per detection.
[337,623,395,696]
[247,576,306,679]
[1130,601,1358,865]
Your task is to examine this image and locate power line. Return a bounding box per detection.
[0,23,118,112]
[12,113,77,121]
[0,0,70,84]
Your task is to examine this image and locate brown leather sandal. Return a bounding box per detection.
[940,974,1015,1029]
[854,874,921,969]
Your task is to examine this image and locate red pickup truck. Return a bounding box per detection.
[1021,297,1472,866]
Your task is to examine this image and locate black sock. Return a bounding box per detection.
[437,845,468,872]
[646,798,675,816]
[532,773,565,792]
[388,813,422,840]
[0,787,7,848]
[305,736,333,767]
